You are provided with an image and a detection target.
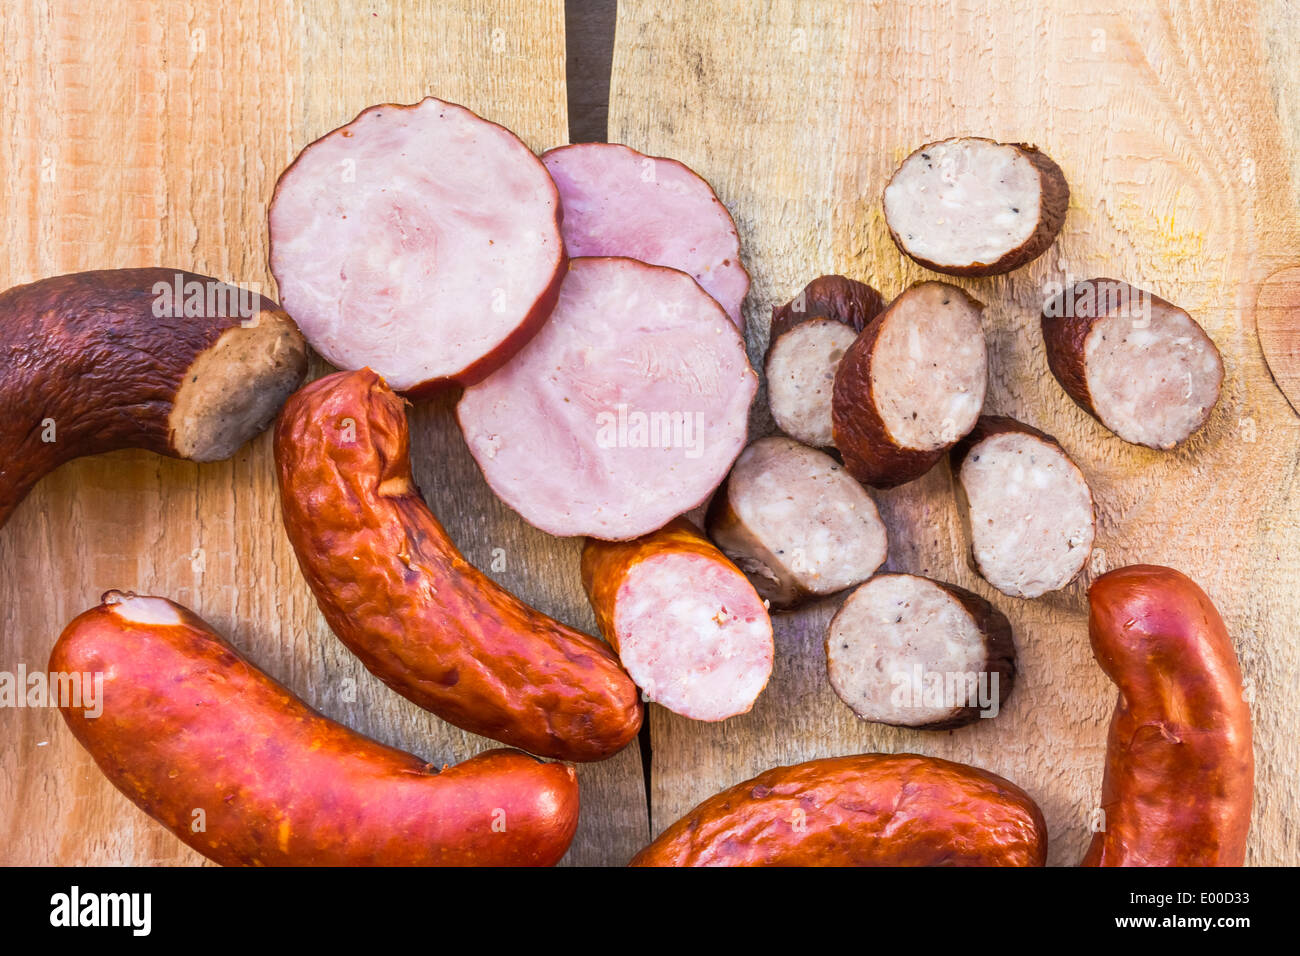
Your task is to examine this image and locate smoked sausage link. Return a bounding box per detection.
[1083,565,1253,866]
[275,369,643,762]
[51,591,580,866]
[630,753,1046,866]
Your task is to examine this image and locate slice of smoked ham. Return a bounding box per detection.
[542,143,749,327]
[269,97,565,395]
[457,257,757,540]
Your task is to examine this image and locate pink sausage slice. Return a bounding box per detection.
[542,143,749,327]
[458,257,757,540]
[269,97,565,396]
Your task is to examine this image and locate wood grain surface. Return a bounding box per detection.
[609,0,1300,865]
[0,0,648,867]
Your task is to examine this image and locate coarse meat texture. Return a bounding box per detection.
[951,416,1095,598]
[832,281,987,487]
[706,436,888,609]
[825,573,1015,729]
[269,97,565,394]
[629,753,1046,866]
[1041,278,1223,449]
[883,137,1068,276]
[51,591,581,867]
[582,519,773,722]
[275,368,643,762]
[543,142,749,327]
[458,257,757,540]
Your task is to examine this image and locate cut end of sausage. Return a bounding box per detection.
[542,143,749,327]
[169,308,308,461]
[613,550,773,721]
[953,417,1095,599]
[457,257,757,540]
[826,574,1015,729]
[832,281,987,487]
[269,97,565,393]
[883,137,1068,276]
[707,436,888,609]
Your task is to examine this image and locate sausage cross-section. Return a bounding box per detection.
[0,268,307,531]
[629,753,1046,866]
[765,275,886,448]
[581,518,774,721]
[51,591,581,866]
[269,97,566,395]
[832,281,988,487]
[1083,566,1253,866]
[458,257,757,540]
[950,416,1095,599]
[275,368,643,762]
[706,436,888,610]
[883,137,1069,276]
[825,573,1016,729]
[542,143,750,327]
[1041,278,1223,449]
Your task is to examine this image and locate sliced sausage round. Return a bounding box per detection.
[951,416,1095,599]
[883,137,1069,276]
[1042,278,1223,449]
[765,275,886,447]
[706,436,888,610]
[581,519,774,722]
[269,97,565,395]
[825,573,1016,729]
[542,143,749,327]
[457,257,757,540]
[832,281,987,487]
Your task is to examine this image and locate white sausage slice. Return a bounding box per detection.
[951,417,1096,599]
[883,137,1068,276]
[457,257,757,540]
[707,436,888,609]
[1041,278,1224,449]
[269,97,565,394]
[825,573,1016,729]
[542,143,749,327]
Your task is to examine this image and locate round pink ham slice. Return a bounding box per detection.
[541,143,749,327]
[457,257,757,540]
[268,97,565,395]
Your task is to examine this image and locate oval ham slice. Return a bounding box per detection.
[542,143,749,327]
[269,97,565,395]
[457,257,757,540]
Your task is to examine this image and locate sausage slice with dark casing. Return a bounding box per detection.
[1083,566,1253,866]
[765,275,886,447]
[883,137,1069,276]
[269,97,565,396]
[825,573,1015,729]
[1041,278,1224,449]
[832,281,988,487]
[51,591,581,866]
[629,753,1046,866]
[581,519,774,721]
[542,143,749,327]
[0,268,306,531]
[950,416,1095,599]
[706,436,888,610]
[458,257,757,540]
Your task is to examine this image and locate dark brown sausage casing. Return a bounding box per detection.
[275,368,643,761]
[0,268,306,529]
[51,591,580,866]
[630,753,1046,866]
[1083,565,1253,866]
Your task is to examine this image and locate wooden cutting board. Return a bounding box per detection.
[609,0,1300,865]
[0,0,648,867]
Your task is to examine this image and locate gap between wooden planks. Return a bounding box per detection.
[610,0,1300,865]
[0,0,647,867]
